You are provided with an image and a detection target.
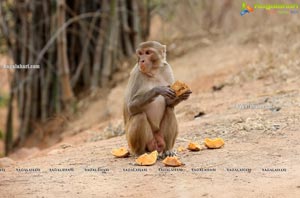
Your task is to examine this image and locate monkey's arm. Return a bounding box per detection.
[128,86,176,115]
[128,89,158,115]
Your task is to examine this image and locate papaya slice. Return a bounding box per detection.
[111,147,130,158]
[204,138,224,149]
[171,80,191,97]
[187,142,202,151]
[162,156,183,167]
[135,150,158,166]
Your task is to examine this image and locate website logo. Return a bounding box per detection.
[240,2,254,16]
[241,2,299,15]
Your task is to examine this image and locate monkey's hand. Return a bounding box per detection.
[165,97,178,107]
[154,86,176,99]
[178,90,192,101]
[166,90,192,107]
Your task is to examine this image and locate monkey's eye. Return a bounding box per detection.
[145,50,151,55]
[138,51,143,56]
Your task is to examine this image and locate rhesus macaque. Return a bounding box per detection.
[123,41,192,156]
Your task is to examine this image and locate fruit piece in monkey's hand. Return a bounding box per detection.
[171,80,191,97]
[135,150,158,166]
[187,142,203,151]
[162,156,184,167]
[204,138,225,149]
[111,147,130,158]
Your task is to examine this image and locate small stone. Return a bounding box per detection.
[60,143,72,149]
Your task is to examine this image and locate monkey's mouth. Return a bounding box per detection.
[140,64,147,72]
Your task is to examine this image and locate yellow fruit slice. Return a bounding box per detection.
[204,138,225,149]
[135,150,158,166]
[162,156,183,167]
[187,142,202,151]
[111,147,130,158]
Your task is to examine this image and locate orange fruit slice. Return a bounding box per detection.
[162,156,183,167]
[111,147,130,158]
[135,150,158,166]
[171,81,191,97]
[187,142,202,151]
[204,138,225,149]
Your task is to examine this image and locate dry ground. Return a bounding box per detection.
[1,23,300,198]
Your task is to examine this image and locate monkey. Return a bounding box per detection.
[123,41,192,157]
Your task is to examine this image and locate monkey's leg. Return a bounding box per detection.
[126,113,156,155]
[153,131,165,153]
[159,107,178,156]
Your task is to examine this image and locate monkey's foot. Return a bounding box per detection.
[159,150,177,159]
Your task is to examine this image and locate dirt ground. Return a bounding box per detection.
[1,22,300,197]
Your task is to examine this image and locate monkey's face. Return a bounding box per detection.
[136,48,162,74]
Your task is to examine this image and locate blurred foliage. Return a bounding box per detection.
[0,94,8,108]
[0,34,7,53]
[0,129,3,140]
[150,0,179,20]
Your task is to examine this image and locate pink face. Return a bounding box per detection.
[137,48,159,74]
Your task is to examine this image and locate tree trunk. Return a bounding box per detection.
[57,0,75,108]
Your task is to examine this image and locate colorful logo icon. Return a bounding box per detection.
[240,2,254,16]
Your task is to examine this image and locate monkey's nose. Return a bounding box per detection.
[141,60,145,63]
